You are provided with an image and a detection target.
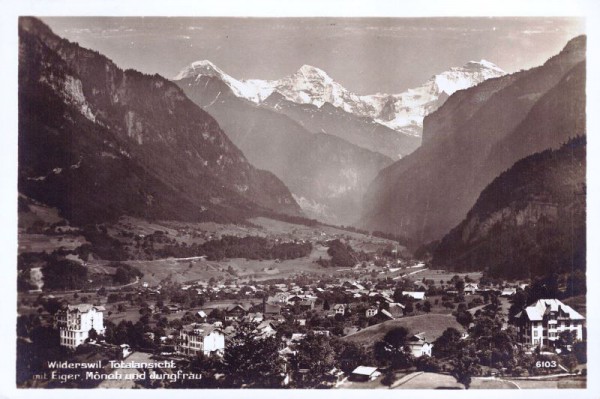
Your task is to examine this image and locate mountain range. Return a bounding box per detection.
[174,58,504,224]
[174,59,505,158]
[174,73,392,225]
[18,17,302,225]
[359,35,586,245]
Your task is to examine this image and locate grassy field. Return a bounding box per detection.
[81,215,402,285]
[18,196,64,229]
[18,233,88,254]
[342,314,465,346]
[249,217,400,250]
[411,269,483,284]
[392,372,464,389]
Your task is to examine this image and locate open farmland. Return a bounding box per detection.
[342,314,465,347]
[411,269,483,284]
[18,233,88,253]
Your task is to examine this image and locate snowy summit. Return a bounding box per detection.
[174,59,505,136]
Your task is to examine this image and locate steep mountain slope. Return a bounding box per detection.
[174,60,504,159]
[261,92,418,159]
[432,137,586,279]
[359,36,585,244]
[175,74,392,225]
[18,17,301,225]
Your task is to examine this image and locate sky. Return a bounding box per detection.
[42,17,585,95]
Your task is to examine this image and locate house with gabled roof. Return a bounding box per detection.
[224,303,251,321]
[514,299,585,348]
[407,332,434,357]
[464,283,479,295]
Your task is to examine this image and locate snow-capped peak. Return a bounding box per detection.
[175,60,275,103]
[174,60,226,80]
[175,58,505,137]
[465,59,504,74]
[297,64,331,79]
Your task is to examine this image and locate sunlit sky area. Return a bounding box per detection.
[42,17,585,95]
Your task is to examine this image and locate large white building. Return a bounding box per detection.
[176,323,225,357]
[55,304,106,348]
[515,299,585,348]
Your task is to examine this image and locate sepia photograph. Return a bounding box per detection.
[3,0,599,396]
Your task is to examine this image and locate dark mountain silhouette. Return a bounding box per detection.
[432,137,585,279]
[359,36,586,244]
[18,17,301,225]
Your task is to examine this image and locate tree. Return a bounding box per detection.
[574,341,587,364]
[88,328,98,341]
[222,323,285,388]
[373,327,413,369]
[423,300,432,313]
[450,345,480,389]
[381,370,396,387]
[415,355,441,372]
[323,300,330,311]
[455,278,465,293]
[556,330,577,351]
[433,328,463,359]
[331,340,371,374]
[293,332,337,387]
[508,290,528,321]
[456,311,473,328]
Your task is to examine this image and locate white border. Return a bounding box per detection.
[1,1,599,399]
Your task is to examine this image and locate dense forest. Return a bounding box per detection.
[432,137,586,280]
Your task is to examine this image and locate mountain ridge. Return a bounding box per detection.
[19,17,302,225]
[359,35,586,244]
[431,136,586,279]
[174,58,505,147]
[175,73,393,225]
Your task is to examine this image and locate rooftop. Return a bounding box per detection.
[524,299,585,321]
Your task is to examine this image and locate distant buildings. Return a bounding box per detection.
[515,299,585,348]
[55,304,106,348]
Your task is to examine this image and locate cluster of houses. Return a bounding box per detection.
[53,272,585,383]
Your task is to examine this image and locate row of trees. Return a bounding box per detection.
[156,235,312,261]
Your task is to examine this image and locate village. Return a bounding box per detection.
[15,205,587,389]
[17,250,587,389]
